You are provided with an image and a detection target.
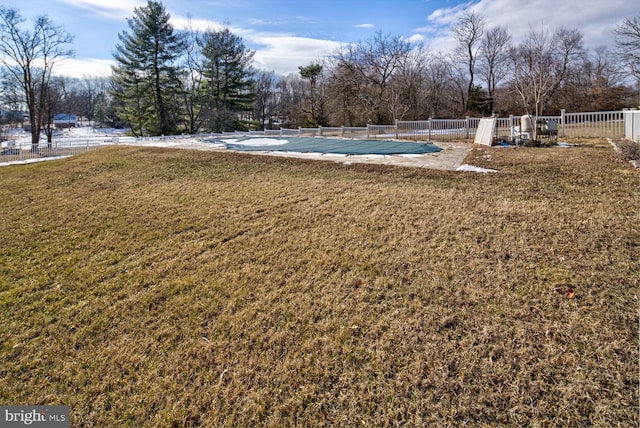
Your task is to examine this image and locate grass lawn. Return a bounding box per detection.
[0,141,638,427]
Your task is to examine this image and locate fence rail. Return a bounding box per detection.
[0,139,118,163]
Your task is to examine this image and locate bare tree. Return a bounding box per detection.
[273,74,304,128]
[423,56,458,118]
[79,77,111,125]
[509,25,584,117]
[178,17,206,134]
[330,32,412,124]
[556,46,635,111]
[0,7,74,147]
[325,62,361,126]
[0,69,24,121]
[614,15,640,82]
[451,11,485,113]
[446,58,473,117]
[478,26,511,114]
[41,76,64,144]
[614,15,640,105]
[389,45,431,121]
[252,70,276,129]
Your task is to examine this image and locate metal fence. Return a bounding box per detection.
[0,139,121,164]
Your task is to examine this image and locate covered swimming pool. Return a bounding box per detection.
[205,136,442,155]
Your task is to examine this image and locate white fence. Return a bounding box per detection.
[258,110,626,142]
[624,110,640,141]
[0,138,127,163]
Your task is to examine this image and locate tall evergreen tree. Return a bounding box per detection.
[198,27,254,132]
[298,63,327,127]
[112,0,183,136]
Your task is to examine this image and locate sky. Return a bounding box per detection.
[3,0,637,78]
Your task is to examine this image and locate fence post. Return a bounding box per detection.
[395,119,398,139]
[341,126,344,138]
[465,116,470,139]
[366,124,370,139]
[428,117,432,142]
[560,109,566,137]
[508,115,514,140]
[319,126,323,137]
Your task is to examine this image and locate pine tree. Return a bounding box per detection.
[112,1,184,136]
[198,27,254,132]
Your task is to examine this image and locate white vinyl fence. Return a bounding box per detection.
[624,109,640,141]
[260,110,626,142]
[0,138,125,163]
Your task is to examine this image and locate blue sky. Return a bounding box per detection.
[5,0,637,78]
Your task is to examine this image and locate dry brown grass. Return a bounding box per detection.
[0,141,638,427]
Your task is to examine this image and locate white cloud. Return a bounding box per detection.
[248,35,345,75]
[170,16,227,32]
[59,0,144,20]
[53,57,114,78]
[407,34,427,43]
[167,14,346,75]
[355,23,375,28]
[426,1,474,26]
[248,18,282,26]
[420,0,637,52]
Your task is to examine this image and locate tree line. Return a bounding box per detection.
[1,1,639,143]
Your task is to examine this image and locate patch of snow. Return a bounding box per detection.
[456,164,498,173]
[342,154,386,159]
[222,138,289,146]
[282,152,316,156]
[0,156,72,167]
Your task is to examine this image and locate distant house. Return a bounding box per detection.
[54,114,78,129]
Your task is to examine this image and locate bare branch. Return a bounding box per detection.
[614,16,640,81]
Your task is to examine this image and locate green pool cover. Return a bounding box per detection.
[207,137,441,155]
